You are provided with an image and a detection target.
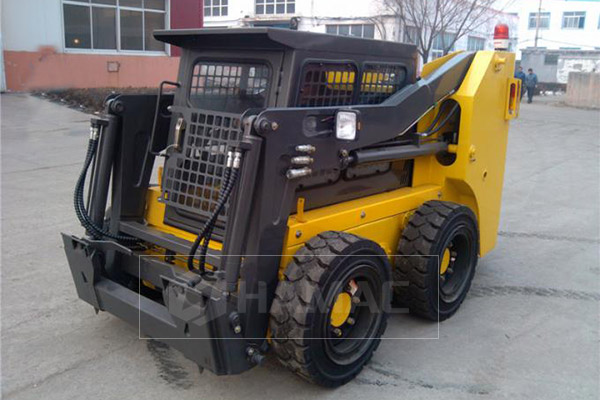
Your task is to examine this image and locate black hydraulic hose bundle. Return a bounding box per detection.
[198,168,231,271]
[187,150,241,283]
[418,101,460,137]
[74,124,137,243]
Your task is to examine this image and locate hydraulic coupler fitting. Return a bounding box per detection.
[295,144,316,154]
[226,150,242,170]
[89,117,109,141]
[286,167,312,180]
[90,126,100,141]
[232,151,242,169]
[290,156,314,166]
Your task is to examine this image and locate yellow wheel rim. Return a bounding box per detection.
[330,292,352,327]
[440,248,451,275]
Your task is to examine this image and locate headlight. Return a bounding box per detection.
[335,110,359,141]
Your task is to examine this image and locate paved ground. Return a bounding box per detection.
[1,93,599,400]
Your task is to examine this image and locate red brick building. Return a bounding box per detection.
[1,0,203,91]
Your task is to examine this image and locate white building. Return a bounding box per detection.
[503,0,600,56]
[203,0,519,62]
[499,0,600,84]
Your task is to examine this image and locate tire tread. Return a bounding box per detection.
[270,231,387,387]
[393,201,477,321]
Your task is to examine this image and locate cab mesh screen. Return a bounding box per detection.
[189,61,270,114]
[296,62,406,106]
[161,61,270,228]
[296,63,357,107]
[162,110,243,227]
[359,64,407,104]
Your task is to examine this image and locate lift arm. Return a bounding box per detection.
[252,51,475,173]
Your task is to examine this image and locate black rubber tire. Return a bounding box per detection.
[393,200,479,321]
[269,231,391,387]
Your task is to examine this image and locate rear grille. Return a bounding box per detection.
[162,110,243,227]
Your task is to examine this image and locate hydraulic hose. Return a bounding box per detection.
[74,125,138,244]
[187,151,241,282]
[419,102,460,137]
[188,167,239,273]
[198,167,232,272]
[187,161,231,273]
[422,101,451,133]
[197,169,240,282]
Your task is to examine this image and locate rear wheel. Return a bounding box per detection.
[393,201,478,321]
[270,231,391,387]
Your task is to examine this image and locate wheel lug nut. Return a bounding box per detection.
[333,328,343,337]
[347,317,355,325]
[352,296,360,304]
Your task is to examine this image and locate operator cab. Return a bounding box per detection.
[154,28,419,235]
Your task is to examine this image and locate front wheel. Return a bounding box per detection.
[269,231,391,387]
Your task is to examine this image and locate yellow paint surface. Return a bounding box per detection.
[144,50,516,281]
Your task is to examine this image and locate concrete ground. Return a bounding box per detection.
[1,93,599,400]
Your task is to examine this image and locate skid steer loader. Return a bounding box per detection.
[63,27,520,387]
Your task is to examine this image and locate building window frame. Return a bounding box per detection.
[467,36,485,51]
[544,54,559,65]
[402,26,419,45]
[61,0,170,55]
[431,32,456,60]
[325,24,375,39]
[204,0,228,17]
[562,11,586,29]
[528,12,551,30]
[255,0,295,15]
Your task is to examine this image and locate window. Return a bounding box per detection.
[189,61,271,113]
[296,62,407,107]
[359,64,406,104]
[467,36,485,51]
[62,0,167,52]
[528,12,550,29]
[204,0,227,17]
[562,11,586,29]
[255,0,295,15]
[297,63,357,107]
[403,26,418,45]
[431,32,456,59]
[326,24,375,39]
[544,54,559,65]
